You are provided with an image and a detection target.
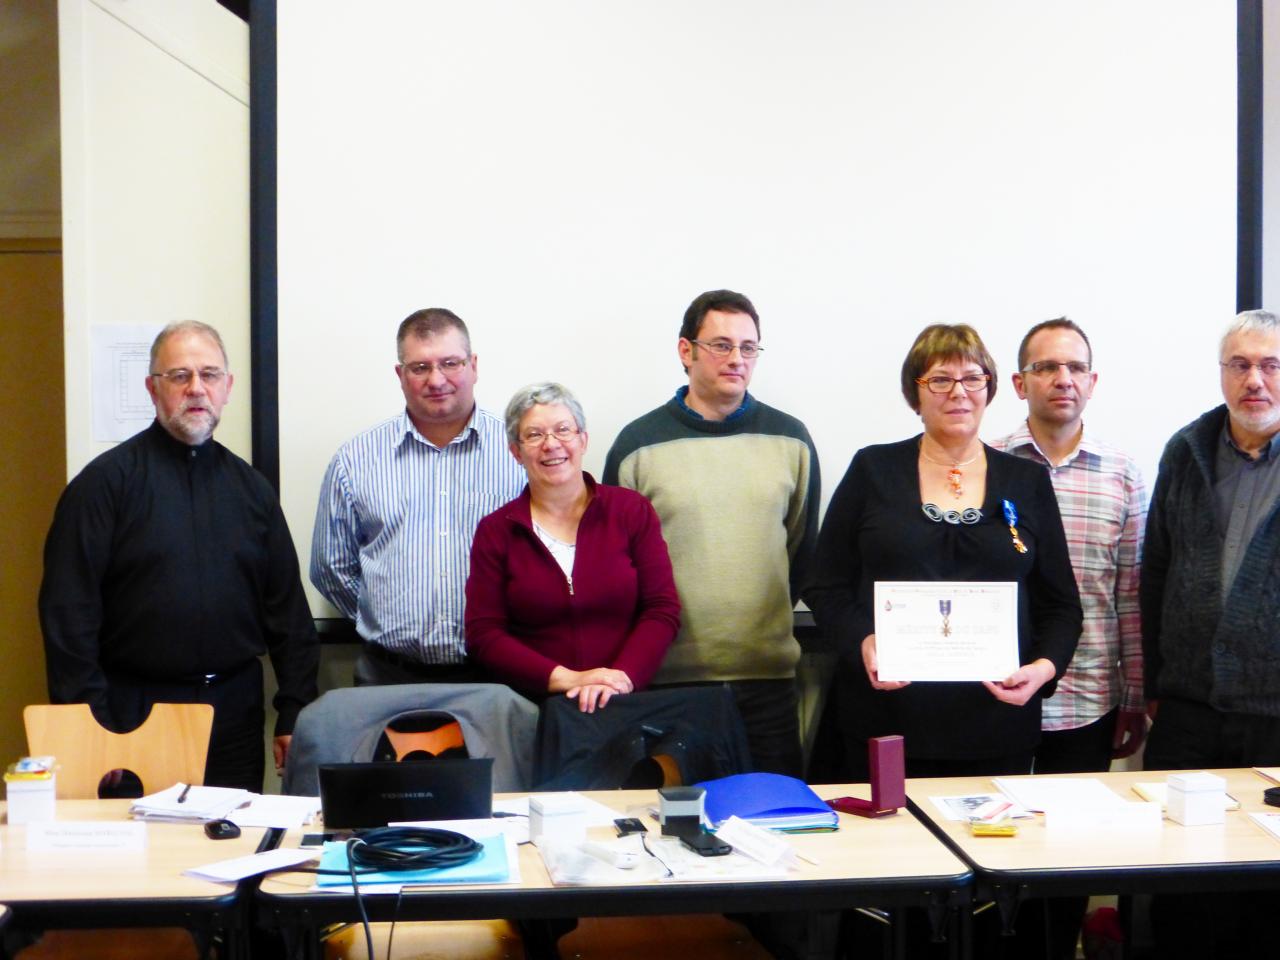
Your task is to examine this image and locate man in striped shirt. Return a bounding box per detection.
[311,308,526,685]
[992,317,1146,960]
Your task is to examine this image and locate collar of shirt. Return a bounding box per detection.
[673,385,754,422]
[147,418,216,463]
[393,406,482,452]
[1221,420,1280,462]
[1001,419,1100,468]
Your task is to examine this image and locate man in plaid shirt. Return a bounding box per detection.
[994,317,1147,766]
[992,317,1147,959]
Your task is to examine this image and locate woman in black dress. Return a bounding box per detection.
[805,324,1082,778]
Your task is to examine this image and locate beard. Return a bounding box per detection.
[159,406,219,445]
[1229,403,1280,438]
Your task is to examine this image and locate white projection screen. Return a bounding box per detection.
[274,2,1239,616]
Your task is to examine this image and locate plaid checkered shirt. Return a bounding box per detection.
[991,422,1146,730]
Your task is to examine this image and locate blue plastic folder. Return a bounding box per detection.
[695,773,838,832]
[315,834,510,886]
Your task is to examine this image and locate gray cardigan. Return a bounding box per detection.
[1141,405,1280,716]
[283,683,539,795]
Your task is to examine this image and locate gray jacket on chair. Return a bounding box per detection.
[283,683,539,795]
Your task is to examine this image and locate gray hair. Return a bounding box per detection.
[504,382,587,445]
[150,321,229,370]
[1220,310,1280,358]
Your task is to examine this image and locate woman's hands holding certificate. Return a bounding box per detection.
[862,634,910,691]
[982,658,1056,706]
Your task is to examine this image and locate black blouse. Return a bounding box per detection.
[804,437,1082,760]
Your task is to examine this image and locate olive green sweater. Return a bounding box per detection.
[603,391,819,683]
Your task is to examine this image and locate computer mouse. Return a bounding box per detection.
[204,818,241,840]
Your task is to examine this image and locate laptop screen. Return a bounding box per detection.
[318,758,494,830]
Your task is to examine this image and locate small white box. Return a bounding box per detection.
[528,794,586,846]
[1167,771,1226,826]
[6,774,57,824]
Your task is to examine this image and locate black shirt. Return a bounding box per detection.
[39,421,319,734]
[804,437,1082,760]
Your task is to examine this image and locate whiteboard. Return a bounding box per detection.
[275,1,1238,615]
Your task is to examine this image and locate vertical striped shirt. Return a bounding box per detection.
[310,407,526,664]
[991,422,1147,730]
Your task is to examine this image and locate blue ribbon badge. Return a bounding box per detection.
[1001,499,1028,554]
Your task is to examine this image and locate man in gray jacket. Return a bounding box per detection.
[1142,309,1280,956]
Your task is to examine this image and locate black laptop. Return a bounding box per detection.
[318,758,494,830]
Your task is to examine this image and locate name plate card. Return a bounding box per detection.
[874,581,1018,682]
[26,820,147,851]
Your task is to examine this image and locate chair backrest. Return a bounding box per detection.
[382,719,466,761]
[23,703,214,799]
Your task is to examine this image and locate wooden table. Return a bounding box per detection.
[258,784,972,960]
[906,767,1280,934]
[0,800,273,959]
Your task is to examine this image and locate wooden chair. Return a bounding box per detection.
[17,702,215,960]
[23,702,213,799]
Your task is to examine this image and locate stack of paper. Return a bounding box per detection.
[695,773,838,832]
[992,777,1126,814]
[130,784,253,822]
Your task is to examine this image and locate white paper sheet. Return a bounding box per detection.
[184,847,320,883]
[993,778,1126,814]
[228,794,321,829]
[91,323,163,442]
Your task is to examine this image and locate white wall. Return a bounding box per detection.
[277,2,1237,614]
[1265,0,1280,309]
[59,0,251,476]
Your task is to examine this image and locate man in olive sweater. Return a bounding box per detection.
[604,290,819,777]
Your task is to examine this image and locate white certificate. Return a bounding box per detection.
[873,581,1018,682]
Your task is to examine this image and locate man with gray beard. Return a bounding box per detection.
[39,321,318,791]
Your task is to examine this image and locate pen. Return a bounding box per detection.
[177,783,192,804]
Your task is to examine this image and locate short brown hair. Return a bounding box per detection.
[900,324,998,413]
[396,308,471,361]
[1016,317,1093,372]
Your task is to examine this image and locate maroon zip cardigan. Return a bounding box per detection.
[465,475,681,696]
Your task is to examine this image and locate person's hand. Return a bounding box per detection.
[1146,699,1159,721]
[983,659,1056,706]
[1111,708,1148,759]
[566,683,623,713]
[862,634,910,691]
[549,666,633,695]
[273,734,292,772]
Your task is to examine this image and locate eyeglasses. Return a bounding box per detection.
[915,374,991,394]
[1221,358,1280,379]
[150,367,227,387]
[518,424,580,446]
[1022,360,1092,377]
[402,357,469,378]
[690,339,764,359]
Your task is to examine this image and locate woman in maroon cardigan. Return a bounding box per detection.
[465,383,680,711]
